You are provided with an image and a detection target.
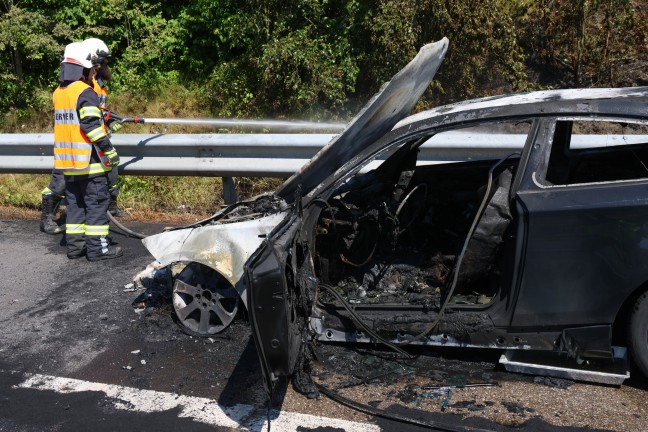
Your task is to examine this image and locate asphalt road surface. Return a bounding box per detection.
[0,217,646,432]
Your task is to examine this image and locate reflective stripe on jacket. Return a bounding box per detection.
[53,81,111,175]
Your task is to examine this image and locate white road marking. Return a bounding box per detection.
[16,373,381,431]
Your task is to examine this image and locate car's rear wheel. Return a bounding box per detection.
[172,262,239,336]
[629,291,648,378]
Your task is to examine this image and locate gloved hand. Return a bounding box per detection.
[109,120,123,133]
[104,148,120,167]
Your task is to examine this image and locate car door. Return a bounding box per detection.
[246,211,304,395]
[512,118,648,329]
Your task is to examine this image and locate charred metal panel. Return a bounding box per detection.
[247,218,303,394]
[397,87,648,130]
[141,212,287,308]
[310,310,558,350]
[559,325,613,360]
[514,176,648,327]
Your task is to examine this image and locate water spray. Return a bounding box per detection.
[113,114,346,132]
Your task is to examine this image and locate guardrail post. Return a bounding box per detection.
[222,176,238,204]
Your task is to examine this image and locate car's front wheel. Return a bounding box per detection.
[629,290,648,379]
[172,262,239,336]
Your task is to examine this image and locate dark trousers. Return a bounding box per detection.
[65,175,111,258]
[47,168,119,199]
[107,167,119,198]
[44,169,65,198]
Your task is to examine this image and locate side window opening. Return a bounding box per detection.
[545,120,648,185]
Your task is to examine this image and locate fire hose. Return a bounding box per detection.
[106,211,147,239]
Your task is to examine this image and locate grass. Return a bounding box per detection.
[0,173,285,223]
[0,83,288,222]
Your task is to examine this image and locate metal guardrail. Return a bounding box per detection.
[1,132,645,177]
[0,132,528,177]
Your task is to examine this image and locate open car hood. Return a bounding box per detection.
[276,37,449,202]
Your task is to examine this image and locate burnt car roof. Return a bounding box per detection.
[301,87,648,205]
[396,87,648,129]
[276,38,449,203]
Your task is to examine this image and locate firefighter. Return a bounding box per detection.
[39,171,65,234]
[54,42,123,261]
[39,41,85,235]
[38,48,72,234]
[38,38,124,234]
[82,37,128,218]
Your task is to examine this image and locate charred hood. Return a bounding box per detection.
[276,38,449,203]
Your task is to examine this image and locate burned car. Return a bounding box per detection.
[138,38,648,395]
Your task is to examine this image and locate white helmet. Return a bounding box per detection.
[83,38,111,67]
[62,42,93,69]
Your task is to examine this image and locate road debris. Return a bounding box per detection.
[418,388,453,411]
[501,400,535,416]
[123,282,141,293]
[532,376,574,389]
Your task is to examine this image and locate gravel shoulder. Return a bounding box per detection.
[304,343,648,431]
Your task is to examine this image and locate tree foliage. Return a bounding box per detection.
[363,0,532,106]
[512,0,648,87]
[0,0,645,123]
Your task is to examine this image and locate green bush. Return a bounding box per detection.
[1,0,646,216]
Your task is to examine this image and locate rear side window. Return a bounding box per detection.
[545,120,648,185]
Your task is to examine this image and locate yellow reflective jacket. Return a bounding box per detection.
[92,78,108,109]
[53,81,111,175]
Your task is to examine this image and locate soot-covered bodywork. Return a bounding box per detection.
[246,79,648,392]
[139,37,648,396]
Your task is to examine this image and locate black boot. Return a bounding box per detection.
[87,244,123,262]
[40,195,63,235]
[108,196,128,218]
